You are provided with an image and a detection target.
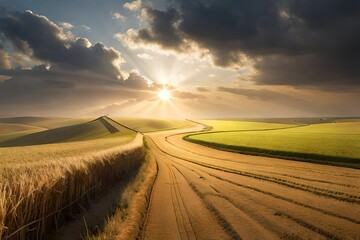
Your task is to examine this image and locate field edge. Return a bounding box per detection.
[184,135,360,169]
[89,138,158,240]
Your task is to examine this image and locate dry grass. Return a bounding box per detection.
[0,134,144,240]
[90,139,158,240]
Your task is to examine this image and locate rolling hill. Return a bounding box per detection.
[0,116,90,129]
[0,116,134,147]
[114,117,194,132]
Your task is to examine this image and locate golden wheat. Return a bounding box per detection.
[0,133,144,240]
[91,139,157,240]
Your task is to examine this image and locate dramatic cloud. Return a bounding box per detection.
[0,10,126,79]
[125,8,185,51]
[121,0,360,87]
[0,67,157,117]
[123,0,142,12]
[0,9,161,117]
[218,87,299,102]
[121,71,152,89]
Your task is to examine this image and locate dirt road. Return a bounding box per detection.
[141,125,360,240]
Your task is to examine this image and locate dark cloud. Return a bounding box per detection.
[218,86,360,116]
[218,86,310,110]
[0,68,154,116]
[120,71,151,89]
[255,54,360,87]
[219,87,294,101]
[127,0,360,87]
[41,79,76,89]
[0,9,162,116]
[134,8,184,50]
[31,64,49,71]
[0,10,125,79]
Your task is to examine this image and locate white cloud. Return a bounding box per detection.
[123,0,142,11]
[80,25,91,31]
[112,12,126,20]
[137,53,153,60]
[60,22,74,29]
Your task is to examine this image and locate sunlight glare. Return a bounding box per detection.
[158,88,171,101]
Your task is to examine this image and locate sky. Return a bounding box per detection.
[0,0,359,118]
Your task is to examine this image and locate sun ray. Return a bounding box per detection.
[158,87,171,101]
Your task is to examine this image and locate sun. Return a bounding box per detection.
[158,88,171,101]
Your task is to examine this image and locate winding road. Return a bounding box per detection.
[141,124,360,240]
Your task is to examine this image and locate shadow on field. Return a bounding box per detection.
[45,159,143,240]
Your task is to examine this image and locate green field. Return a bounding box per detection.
[197,120,298,131]
[0,117,133,146]
[0,116,192,147]
[187,120,360,167]
[114,117,194,132]
[0,116,91,128]
[0,117,91,143]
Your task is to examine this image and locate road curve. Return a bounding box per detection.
[141,124,360,240]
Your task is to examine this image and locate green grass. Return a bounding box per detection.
[0,123,47,143]
[197,120,297,131]
[0,116,91,129]
[0,116,192,146]
[0,117,135,147]
[0,123,46,135]
[209,117,360,125]
[114,117,194,132]
[186,121,360,168]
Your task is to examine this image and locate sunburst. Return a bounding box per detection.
[158,87,171,101]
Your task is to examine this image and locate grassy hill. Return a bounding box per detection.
[0,123,46,135]
[114,117,194,132]
[0,116,90,129]
[0,116,134,147]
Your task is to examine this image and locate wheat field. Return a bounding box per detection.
[0,130,144,240]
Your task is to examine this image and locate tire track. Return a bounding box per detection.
[169,156,349,240]
[254,170,359,189]
[171,163,289,239]
[149,137,360,204]
[167,164,197,240]
[209,192,340,240]
[169,158,360,226]
[208,172,360,225]
[171,165,242,240]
